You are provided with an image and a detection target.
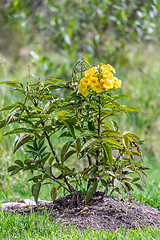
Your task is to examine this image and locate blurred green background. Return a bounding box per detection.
[0,0,160,204]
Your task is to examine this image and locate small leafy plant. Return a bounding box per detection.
[0,60,147,204]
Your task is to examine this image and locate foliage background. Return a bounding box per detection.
[0,0,160,202]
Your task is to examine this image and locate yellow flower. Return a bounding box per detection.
[78,63,121,96]
[78,82,89,97]
[90,76,98,86]
[101,79,114,90]
[92,82,102,93]
[114,77,122,89]
[102,64,116,73]
[81,77,91,87]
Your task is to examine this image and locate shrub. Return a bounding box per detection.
[0,60,147,203]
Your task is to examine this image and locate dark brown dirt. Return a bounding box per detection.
[5,192,160,231]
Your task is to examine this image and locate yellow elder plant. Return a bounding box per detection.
[0,60,147,204]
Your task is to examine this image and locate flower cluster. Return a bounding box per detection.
[78,64,122,97]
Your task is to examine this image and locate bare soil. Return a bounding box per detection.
[4,191,160,231]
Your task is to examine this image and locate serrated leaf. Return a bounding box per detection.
[80,139,99,152]
[80,131,97,138]
[102,143,113,169]
[4,128,31,136]
[32,182,41,203]
[86,181,98,203]
[102,138,122,149]
[51,187,57,201]
[14,134,32,153]
[5,107,20,125]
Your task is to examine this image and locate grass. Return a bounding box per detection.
[1,209,160,240]
[0,42,160,238]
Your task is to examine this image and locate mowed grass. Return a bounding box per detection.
[0,209,160,240]
[0,43,160,239]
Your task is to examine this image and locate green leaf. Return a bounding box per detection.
[8,165,19,172]
[123,135,129,149]
[0,103,18,112]
[80,139,99,152]
[134,183,144,191]
[113,94,133,100]
[4,128,31,136]
[59,131,72,138]
[0,80,23,88]
[64,120,76,139]
[102,143,113,169]
[31,182,41,203]
[49,156,55,165]
[86,181,98,203]
[111,120,119,132]
[45,166,52,177]
[61,141,72,164]
[15,160,24,167]
[125,182,135,191]
[101,179,108,188]
[64,150,76,161]
[51,187,57,201]
[131,177,140,182]
[5,107,20,125]
[14,134,32,153]
[27,175,42,182]
[75,138,81,156]
[53,163,72,173]
[102,138,122,149]
[10,167,21,176]
[124,131,140,141]
[88,121,95,131]
[120,106,144,113]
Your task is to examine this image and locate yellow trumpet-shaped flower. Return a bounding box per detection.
[92,82,102,93]
[114,77,122,89]
[78,63,121,97]
[80,77,91,87]
[90,76,98,86]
